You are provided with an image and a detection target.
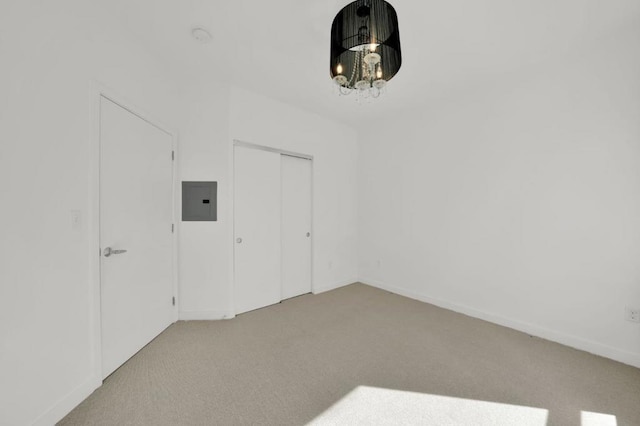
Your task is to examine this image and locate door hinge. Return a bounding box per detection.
[171,150,175,161]
[171,223,175,233]
[172,296,176,306]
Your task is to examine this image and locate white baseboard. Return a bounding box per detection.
[313,278,358,295]
[179,310,235,321]
[360,277,640,369]
[32,374,101,426]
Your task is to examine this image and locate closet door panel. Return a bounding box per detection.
[234,146,282,314]
[281,155,312,300]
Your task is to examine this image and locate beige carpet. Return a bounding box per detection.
[60,283,640,426]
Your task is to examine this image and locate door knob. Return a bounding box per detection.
[103,247,127,257]
[236,238,243,243]
[306,232,311,237]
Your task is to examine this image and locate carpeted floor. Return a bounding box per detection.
[60,283,640,425]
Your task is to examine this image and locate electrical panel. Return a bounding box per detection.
[182,181,217,221]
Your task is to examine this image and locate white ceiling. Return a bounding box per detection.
[100,0,640,124]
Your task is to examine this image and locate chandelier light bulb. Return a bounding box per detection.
[337,64,343,74]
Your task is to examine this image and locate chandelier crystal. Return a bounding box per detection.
[330,0,402,100]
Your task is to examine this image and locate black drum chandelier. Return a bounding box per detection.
[330,0,402,100]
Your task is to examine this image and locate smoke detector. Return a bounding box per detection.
[191,27,213,44]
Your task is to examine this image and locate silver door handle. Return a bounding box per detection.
[103,247,127,257]
[236,238,243,244]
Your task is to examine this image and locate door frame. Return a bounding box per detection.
[230,139,315,315]
[90,82,179,382]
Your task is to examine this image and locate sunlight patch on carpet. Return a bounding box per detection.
[581,411,617,426]
[309,386,548,426]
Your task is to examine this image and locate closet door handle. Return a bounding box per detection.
[236,238,243,244]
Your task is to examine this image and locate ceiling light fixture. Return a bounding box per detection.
[330,0,401,100]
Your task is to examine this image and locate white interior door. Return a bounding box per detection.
[281,155,312,299]
[100,96,174,379]
[234,146,281,314]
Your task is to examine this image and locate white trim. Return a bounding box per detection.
[360,277,640,369]
[171,137,179,323]
[233,139,314,160]
[89,81,103,398]
[90,81,179,384]
[32,375,101,426]
[98,89,174,137]
[309,157,316,294]
[228,137,236,316]
[280,156,284,302]
[313,278,358,295]
[179,310,235,321]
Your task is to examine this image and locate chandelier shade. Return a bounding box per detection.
[330,0,401,97]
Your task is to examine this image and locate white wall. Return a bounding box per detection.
[0,3,358,422]
[176,80,232,320]
[7,1,636,424]
[230,87,359,295]
[0,2,184,424]
[177,86,359,319]
[358,23,640,367]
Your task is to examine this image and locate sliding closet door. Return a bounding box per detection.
[234,146,282,314]
[281,155,312,300]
